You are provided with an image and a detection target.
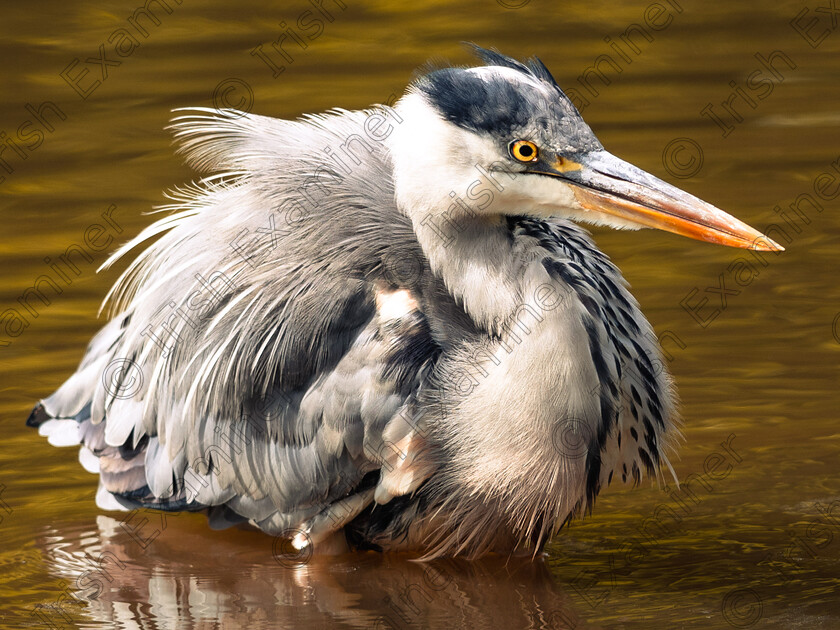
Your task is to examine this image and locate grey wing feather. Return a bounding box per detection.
[29,106,443,532]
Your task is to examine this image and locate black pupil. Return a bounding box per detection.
[518,144,533,158]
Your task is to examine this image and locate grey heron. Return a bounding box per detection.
[26,46,781,559]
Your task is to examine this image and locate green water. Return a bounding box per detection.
[1,1,838,628]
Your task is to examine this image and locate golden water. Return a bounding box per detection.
[1,1,838,627]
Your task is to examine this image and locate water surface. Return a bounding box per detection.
[1,1,839,628]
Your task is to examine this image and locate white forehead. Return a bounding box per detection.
[464,65,550,95]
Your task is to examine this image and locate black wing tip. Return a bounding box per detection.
[26,403,50,428]
[112,485,209,513]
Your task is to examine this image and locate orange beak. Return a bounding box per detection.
[535,150,783,252]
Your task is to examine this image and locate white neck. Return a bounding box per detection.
[412,214,528,333]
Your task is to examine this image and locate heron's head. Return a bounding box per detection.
[388,46,782,251]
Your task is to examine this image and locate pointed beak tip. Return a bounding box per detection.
[751,236,786,253]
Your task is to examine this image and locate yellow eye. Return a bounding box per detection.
[509,139,539,163]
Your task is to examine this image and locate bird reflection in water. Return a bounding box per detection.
[34,513,589,629]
